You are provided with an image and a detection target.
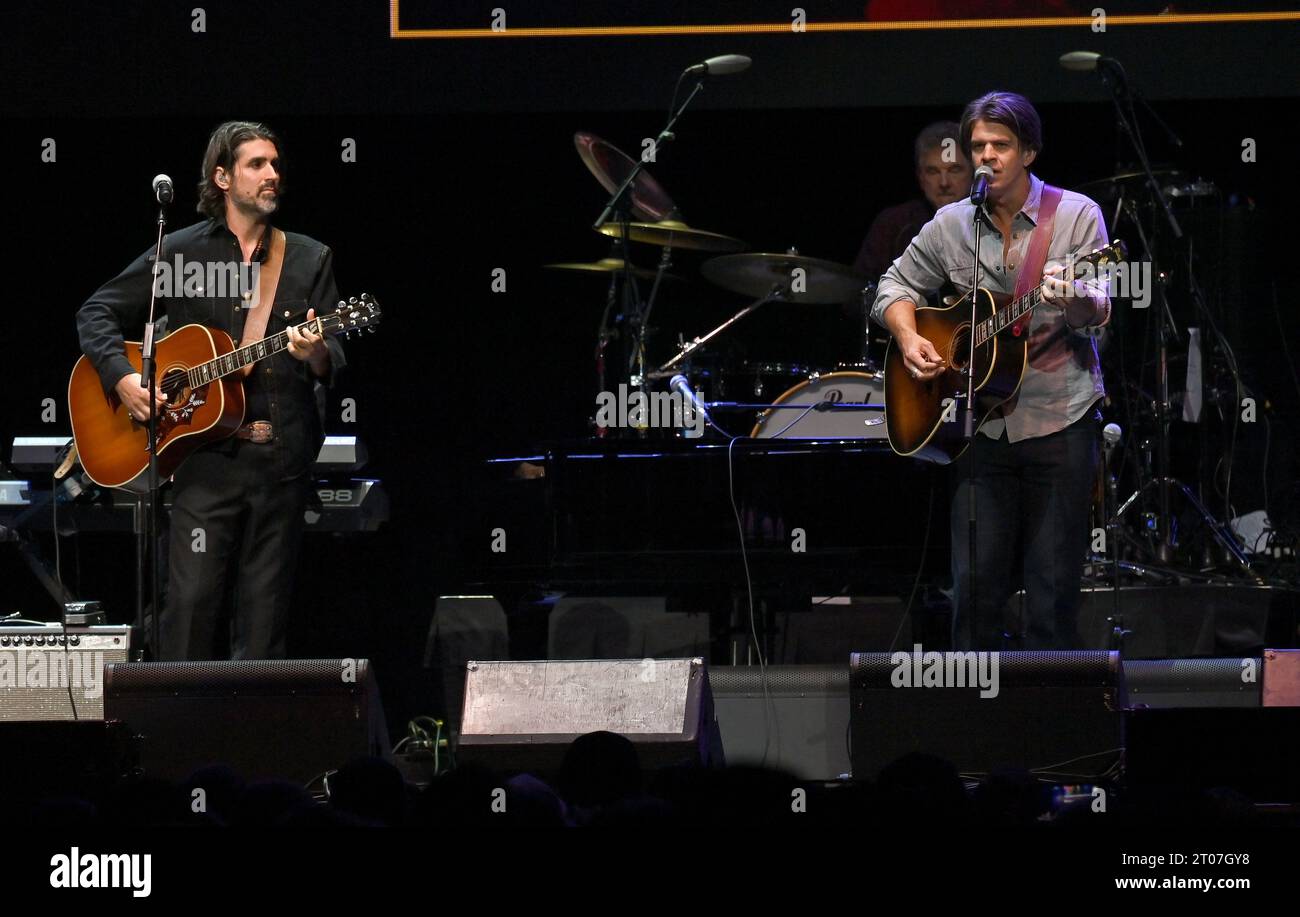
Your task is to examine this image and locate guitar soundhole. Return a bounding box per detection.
[948,325,971,372]
[160,367,206,427]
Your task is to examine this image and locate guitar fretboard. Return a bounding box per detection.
[972,287,1044,347]
[970,244,1119,347]
[184,315,340,388]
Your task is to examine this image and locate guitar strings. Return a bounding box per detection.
[178,316,362,386]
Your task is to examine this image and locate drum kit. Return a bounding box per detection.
[548,131,886,441]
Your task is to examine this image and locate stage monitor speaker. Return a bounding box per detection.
[0,625,131,721]
[850,650,1122,779]
[709,665,850,780]
[104,659,389,785]
[1121,657,1261,708]
[457,658,722,775]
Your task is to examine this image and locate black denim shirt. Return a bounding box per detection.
[76,218,346,481]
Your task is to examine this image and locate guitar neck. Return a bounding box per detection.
[979,287,1043,343]
[185,317,331,388]
[967,240,1127,347]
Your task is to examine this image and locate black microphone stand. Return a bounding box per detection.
[963,179,989,649]
[138,192,169,660]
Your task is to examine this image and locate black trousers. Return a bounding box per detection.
[949,410,1101,651]
[161,440,310,661]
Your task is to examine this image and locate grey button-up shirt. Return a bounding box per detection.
[872,173,1109,442]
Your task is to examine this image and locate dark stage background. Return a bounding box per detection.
[3,1,1299,729]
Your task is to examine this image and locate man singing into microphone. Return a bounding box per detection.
[76,121,345,660]
[873,92,1111,650]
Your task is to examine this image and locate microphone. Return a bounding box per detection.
[669,374,711,428]
[1059,50,1106,72]
[970,165,993,206]
[684,54,752,77]
[152,174,174,205]
[1103,422,1122,462]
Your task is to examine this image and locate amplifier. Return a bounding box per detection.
[0,625,132,721]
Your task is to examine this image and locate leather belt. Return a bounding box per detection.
[234,421,274,444]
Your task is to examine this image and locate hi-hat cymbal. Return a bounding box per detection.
[701,252,870,304]
[596,219,746,252]
[575,131,676,223]
[544,257,680,282]
[1163,177,1219,199]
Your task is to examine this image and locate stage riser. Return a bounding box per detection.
[1014,585,1299,657]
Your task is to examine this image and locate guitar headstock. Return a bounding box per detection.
[323,294,382,339]
[1081,239,1128,269]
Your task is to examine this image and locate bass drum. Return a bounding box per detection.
[750,371,887,439]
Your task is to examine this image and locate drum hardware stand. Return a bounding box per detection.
[1106,204,1255,579]
[859,282,880,372]
[652,290,781,379]
[629,241,678,394]
[1088,53,1256,600]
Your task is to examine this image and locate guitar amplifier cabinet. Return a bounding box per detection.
[0,625,131,721]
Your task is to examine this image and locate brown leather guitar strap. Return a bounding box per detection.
[1010,183,1062,336]
[238,227,286,376]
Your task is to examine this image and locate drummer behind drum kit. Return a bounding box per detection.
[548,131,887,442]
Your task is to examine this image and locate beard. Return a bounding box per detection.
[234,187,279,217]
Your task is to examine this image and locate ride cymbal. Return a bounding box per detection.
[701,252,870,304]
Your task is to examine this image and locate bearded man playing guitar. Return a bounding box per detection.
[873,92,1112,651]
[76,121,346,661]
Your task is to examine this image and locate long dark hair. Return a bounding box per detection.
[196,121,282,219]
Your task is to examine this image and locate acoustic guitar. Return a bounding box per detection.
[68,295,381,491]
[883,241,1126,464]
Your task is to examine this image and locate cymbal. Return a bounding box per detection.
[701,252,871,304]
[597,219,746,253]
[574,131,675,223]
[544,257,680,282]
[1074,169,1186,204]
